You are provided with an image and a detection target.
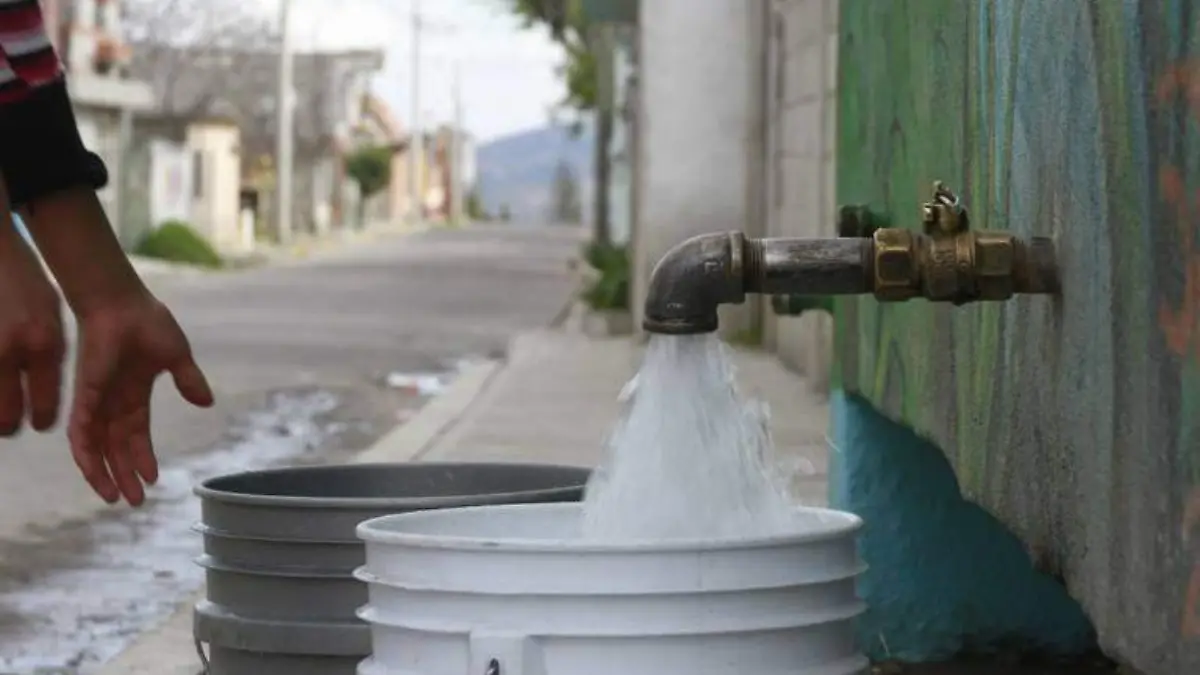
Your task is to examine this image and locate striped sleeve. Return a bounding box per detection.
[0,0,63,102]
[0,0,107,207]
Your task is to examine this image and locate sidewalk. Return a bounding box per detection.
[97,328,831,674]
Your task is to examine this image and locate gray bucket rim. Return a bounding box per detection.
[194,461,592,510]
[194,600,368,655]
[197,554,354,580]
[192,522,368,547]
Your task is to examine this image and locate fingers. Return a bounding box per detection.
[171,356,214,408]
[122,383,157,487]
[105,413,145,507]
[68,332,123,504]
[23,323,64,431]
[68,417,119,504]
[0,321,64,435]
[70,362,157,506]
[0,363,23,436]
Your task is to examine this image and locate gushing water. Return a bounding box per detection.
[582,334,795,540]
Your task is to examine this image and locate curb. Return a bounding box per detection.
[353,359,503,464]
[94,358,507,674]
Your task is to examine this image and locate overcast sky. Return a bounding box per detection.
[255,0,567,141]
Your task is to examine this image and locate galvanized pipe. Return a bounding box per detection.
[642,232,872,335]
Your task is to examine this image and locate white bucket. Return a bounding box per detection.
[355,502,867,675]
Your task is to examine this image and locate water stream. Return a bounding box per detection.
[581,334,796,541]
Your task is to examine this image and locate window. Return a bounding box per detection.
[192,151,204,199]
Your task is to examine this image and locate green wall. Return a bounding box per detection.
[835,1,1200,672]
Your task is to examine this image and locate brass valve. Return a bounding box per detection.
[868,182,1058,304]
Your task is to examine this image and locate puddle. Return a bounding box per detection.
[0,389,345,673]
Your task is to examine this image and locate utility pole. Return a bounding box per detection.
[276,0,296,244]
[408,0,423,228]
[450,60,465,226]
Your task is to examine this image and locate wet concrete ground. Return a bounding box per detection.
[0,381,417,672]
[0,224,581,673]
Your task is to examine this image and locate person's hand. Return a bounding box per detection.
[17,186,214,506]
[70,292,214,505]
[0,214,65,435]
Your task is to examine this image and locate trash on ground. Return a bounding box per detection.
[386,372,447,396]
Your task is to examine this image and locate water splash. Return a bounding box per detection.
[581,335,795,540]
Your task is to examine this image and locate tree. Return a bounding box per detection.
[344,146,394,227]
[123,0,279,120]
[123,0,349,163]
[466,188,490,221]
[507,0,597,121]
[550,160,583,224]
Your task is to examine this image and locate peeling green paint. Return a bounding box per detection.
[833,1,1200,673]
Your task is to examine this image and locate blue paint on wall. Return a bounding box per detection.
[829,390,1097,661]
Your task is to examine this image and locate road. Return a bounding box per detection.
[0,223,583,672]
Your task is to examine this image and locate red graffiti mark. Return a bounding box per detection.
[1155,163,1200,360]
[1155,61,1200,638]
[1157,60,1200,124]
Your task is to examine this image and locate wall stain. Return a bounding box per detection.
[1156,52,1200,640]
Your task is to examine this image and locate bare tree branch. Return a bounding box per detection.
[124,0,279,120]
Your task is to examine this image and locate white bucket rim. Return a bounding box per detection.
[356,502,862,553]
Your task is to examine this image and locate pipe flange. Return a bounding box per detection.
[872,229,919,301]
[972,231,1017,301]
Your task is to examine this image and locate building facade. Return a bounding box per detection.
[46,0,155,246]
[130,46,387,241]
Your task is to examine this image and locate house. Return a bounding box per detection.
[44,0,156,247]
[127,114,248,255]
[129,45,386,241]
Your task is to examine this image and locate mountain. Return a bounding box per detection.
[474,120,595,224]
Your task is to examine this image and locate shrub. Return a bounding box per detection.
[134,220,223,268]
[580,241,630,311]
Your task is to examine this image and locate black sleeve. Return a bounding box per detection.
[0,79,108,208]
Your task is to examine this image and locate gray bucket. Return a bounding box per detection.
[192,462,591,675]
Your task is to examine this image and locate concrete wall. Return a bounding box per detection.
[633,0,769,339]
[147,138,192,227]
[187,123,246,254]
[762,0,839,392]
[607,25,636,248]
[829,2,1200,673]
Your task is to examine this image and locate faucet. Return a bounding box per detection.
[642,182,1060,335]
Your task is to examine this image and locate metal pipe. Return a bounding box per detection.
[641,232,872,335]
[642,227,1059,335]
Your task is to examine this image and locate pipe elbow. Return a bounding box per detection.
[642,232,748,335]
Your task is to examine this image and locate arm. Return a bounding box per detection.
[0,1,143,316]
[0,0,107,207]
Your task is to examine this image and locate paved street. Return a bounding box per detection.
[0,223,582,671]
